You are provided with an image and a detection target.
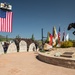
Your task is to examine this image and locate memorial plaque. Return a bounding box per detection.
[60,52,74,58]
[0,43,4,54]
[19,40,27,52]
[28,43,36,52]
[7,42,17,53]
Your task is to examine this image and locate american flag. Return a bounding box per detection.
[0,9,13,32]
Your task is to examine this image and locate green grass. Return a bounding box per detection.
[39,50,46,53]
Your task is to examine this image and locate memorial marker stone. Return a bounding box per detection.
[0,43,4,54]
[7,42,17,53]
[19,40,27,52]
[28,43,36,52]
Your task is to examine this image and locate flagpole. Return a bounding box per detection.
[41,28,44,50]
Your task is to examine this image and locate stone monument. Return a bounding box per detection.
[19,40,27,52]
[28,43,36,52]
[0,42,4,54]
[7,42,17,53]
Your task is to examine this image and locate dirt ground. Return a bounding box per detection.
[0,51,75,75]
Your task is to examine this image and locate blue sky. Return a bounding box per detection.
[0,0,75,40]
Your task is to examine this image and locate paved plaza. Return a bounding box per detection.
[0,52,75,75]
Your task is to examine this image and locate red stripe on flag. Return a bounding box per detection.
[0,18,1,31]
[0,11,13,32]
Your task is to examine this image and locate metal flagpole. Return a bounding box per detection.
[41,28,44,49]
[41,28,47,50]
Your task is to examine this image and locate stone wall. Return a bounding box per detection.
[38,52,75,69]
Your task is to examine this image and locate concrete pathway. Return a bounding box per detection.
[0,52,75,75]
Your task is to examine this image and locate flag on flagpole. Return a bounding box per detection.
[52,26,58,39]
[0,9,13,32]
[53,26,55,37]
[62,31,65,41]
[58,26,60,43]
[49,33,53,45]
[52,26,58,46]
[65,33,69,41]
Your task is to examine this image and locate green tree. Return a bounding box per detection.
[31,34,35,41]
[16,35,21,38]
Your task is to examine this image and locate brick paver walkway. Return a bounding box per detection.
[0,52,75,75]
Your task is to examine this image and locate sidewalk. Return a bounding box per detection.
[0,52,75,75]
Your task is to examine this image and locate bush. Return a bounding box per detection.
[72,42,75,47]
[61,41,73,48]
[39,49,46,53]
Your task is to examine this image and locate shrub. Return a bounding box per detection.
[39,49,46,53]
[61,41,73,48]
[72,42,75,47]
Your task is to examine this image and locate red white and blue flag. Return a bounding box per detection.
[58,26,60,42]
[0,9,13,32]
